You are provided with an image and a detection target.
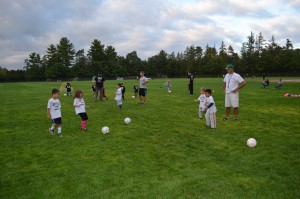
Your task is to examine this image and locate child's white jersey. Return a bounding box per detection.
[206,96,217,113]
[115,88,122,101]
[47,98,61,119]
[73,98,86,114]
[197,94,206,108]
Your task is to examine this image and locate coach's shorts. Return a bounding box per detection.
[78,112,88,121]
[139,88,147,97]
[52,117,62,125]
[225,92,239,108]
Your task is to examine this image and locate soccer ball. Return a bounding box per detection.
[132,96,135,99]
[101,126,109,134]
[247,138,257,147]
[64,94,67,96]
[168,90,171,93]
[124,117,131,124]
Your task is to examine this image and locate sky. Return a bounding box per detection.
[1,0,300,70]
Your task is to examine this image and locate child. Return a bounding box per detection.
[66,82,72,96]
[194,87,206,119]
[74,90,88,131]
[163,80,172,93]
[115,83,123,109]
[204,89,217,128]
[92,84,96,97]
[100,82,108,100]
[133,85,139,98]
[47,89,62,137]
[121,83,126,100]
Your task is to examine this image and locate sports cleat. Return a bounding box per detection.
[58,133,63,137]
[81,128,87,132]
[49,128,55,136]
[223,117,229,121]
[233,118,238,121]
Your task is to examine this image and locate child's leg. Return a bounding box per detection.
[205,111,210,127]
[210,112,217,128]
[117,100,122,109]
[57,124,62,136]
[199,107,202,119]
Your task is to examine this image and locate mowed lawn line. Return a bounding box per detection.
[0,78,299,199]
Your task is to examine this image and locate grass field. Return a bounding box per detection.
[0,77,300,199]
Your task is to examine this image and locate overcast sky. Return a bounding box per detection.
[1,0,300,70]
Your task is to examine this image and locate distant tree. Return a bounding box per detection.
[125,51,142,76]
[87,39,105,75]
[72,49,87,77]
[24,52,43,80]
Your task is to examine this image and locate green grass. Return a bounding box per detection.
[0,78,300,199]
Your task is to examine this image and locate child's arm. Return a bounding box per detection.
[47,108,51,119]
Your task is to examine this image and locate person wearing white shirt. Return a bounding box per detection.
[223,64,246,121]
[47,89,62,137]
[204,89,217,128]
[139,71,148,104]
[194,87,206,119]
[115,83,123,109]
[73,90,88,131]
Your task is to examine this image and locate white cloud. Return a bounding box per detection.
[1,0,300,70]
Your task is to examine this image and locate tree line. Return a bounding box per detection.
[1,31,300,82]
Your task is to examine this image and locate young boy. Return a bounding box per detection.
[163,80,172,93]
[115,83,123,109]
[133,85,139,98]
[204,89,217,128]
[47,89,63,137]
[194,87,206,119]
[65,82,72,96]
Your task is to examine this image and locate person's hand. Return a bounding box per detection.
[233,88,239,94]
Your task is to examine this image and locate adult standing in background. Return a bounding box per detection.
[223,64,246,121]
[139,71,148,104]
[94,73,105,102]
[188,72,194,95]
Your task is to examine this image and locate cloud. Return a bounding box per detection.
[1,0,300,70]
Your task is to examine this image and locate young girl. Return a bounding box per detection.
[194,87,206,119]
[73,90,88,131]
[163,80,172,93]
[115,83,123,109]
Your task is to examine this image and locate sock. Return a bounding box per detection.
[58,127,62,134]
[50,125,55,130]
[82,120,87,129]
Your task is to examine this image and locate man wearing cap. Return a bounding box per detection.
[223,64,246,121]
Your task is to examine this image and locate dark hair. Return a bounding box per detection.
[74,90,83,98]
[52,89,60,95]
[117,83,122,87]
[205,89,212,95]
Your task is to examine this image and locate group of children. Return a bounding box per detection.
[47,88,89,137]
[47,82,141,137]
[194,87,217,129]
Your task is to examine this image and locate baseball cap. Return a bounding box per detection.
[225,64,234,70]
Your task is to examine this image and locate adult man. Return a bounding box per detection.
[94,73,105,102]
[223,64,246,121]
[188,72,194,94]
[139,71,148,104]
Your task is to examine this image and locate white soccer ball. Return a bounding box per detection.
[124,117,131,124]
[247,138,257,147]
[132,96,135,99]
[64,94,67,96]
[101,126,109,134]
[168,90,172,93]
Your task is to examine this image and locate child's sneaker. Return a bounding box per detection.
[81,128,87,132]
[49,128,55,136]
[58,133,63,137]
[223,117,229,121]
[233,118,238,121]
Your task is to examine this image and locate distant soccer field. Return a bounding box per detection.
[0,78,299,199]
